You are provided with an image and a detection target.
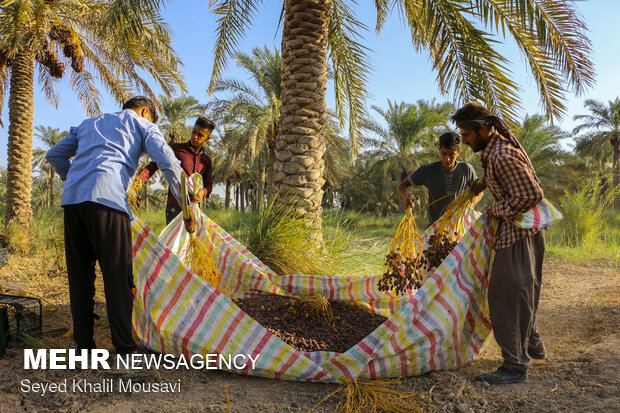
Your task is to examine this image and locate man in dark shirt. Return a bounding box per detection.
[397,132,479,224]
[139,116,215,223]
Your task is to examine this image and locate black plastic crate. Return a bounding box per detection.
[0,293,42,345]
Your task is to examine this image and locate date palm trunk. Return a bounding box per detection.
[47,168,55,208]
[6,52,35,229]
[225,179,231,209]
[274,0,330,237]
[257,167,266,211]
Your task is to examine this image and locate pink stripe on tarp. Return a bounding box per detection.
[454,268,472,297]
[412,316,437,371]
[532,205,541,228]
[214,310,245,354]
[308,275,315,296]
[382,318,399,334]
[220,247,232,278]
[399,347,409,377]
[347,277,355,303]
[365,277,376,313]
[156,272,193,330]
[368,359,377,379]
[145,249,172,292]
[181,290,220,351]
[358,340,375,357]
[327,277,335,300]
[331,358,355,380]
[252,330,272,358]
[435,294,462,366]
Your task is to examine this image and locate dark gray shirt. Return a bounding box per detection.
[408,161,477,223]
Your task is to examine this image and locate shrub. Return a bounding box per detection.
[552,179,617,247]
[241,198,351,276]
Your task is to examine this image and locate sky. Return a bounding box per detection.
[1,0,619,166]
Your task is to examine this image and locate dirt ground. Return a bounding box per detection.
[0,257,618,412]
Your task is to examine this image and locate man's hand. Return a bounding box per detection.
[190,188,205,204]
[401,196,414,211]
[468,178,486,196]
[184,212,197,234]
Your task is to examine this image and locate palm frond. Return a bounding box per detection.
[208,0,264,93]
[329,0,372,159]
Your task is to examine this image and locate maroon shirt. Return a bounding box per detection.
[139,142,212,208]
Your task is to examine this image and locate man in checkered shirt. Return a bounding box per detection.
[452,102,546,385]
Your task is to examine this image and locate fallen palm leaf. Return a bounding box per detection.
[311,378,435,413]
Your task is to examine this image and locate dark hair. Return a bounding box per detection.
[451,102,493,131]
[195,116,215,131]
[122,96,159,123]
[438,132,461,149]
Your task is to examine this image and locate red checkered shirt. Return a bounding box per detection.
[480,133,544,249]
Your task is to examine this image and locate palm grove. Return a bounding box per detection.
[2,0,618,244]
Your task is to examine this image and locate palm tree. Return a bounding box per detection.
[365,99,452,211]
[210,46,282,207]
[208,0,593,233]
[0,0,185,228]
[516,114,570,201]
[32,126,67,209]
[159,95,206,143]
[573,98,620,210]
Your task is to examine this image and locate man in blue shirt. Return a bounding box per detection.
[397,132,480,224]
[46,96,195,356]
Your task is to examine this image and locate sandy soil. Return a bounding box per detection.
[0,257,618,412]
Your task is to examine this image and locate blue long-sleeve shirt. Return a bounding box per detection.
[46,109,184,216]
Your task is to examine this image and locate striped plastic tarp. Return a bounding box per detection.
[131,200,560,382]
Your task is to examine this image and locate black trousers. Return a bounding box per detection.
[165,203,182,225]
[489,231,545,373]
[63,202,137,354]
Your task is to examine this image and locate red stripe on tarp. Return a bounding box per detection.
[327,277,335,300]
[358,341,375,357]
[400,349,409,377]
[252,330,272,357]
[214,310,245,354]
[181,289,220,351]
[435,294,462,366]
[454,268,472,297]
[144,249,172,293]
[220,247,232,278]
[412,316,437,371]
[364,277,375,313]
[132,227,149,256]
[478,309,493,330]
[347,277,355,303]
[278,350,302,378]
[308,369,329,382]
[532,205,541,228]
[330,358,354,380]
[155,271,193,330]
[368,359,377,379]
[308,275,315,296]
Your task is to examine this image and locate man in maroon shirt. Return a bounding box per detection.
[452,102,546,385]
[139,117,214,223]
